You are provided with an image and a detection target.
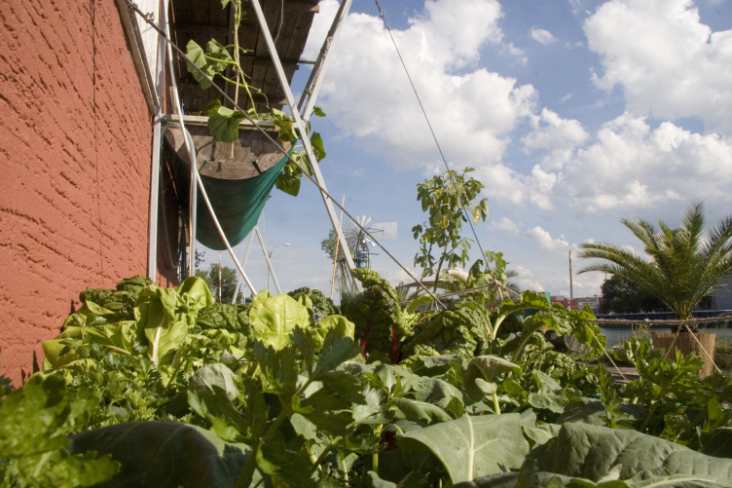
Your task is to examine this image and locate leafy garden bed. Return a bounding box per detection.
[2,271,732,488]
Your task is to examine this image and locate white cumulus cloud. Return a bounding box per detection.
[523,108,589,170]
[491,218,570,252]
[303,0,537,172]
[559,113,732,212]
[585,0,732,134]
[530,27,557,45]
[527,226,570,251]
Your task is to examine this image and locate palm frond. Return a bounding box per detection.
[580,202,732,319]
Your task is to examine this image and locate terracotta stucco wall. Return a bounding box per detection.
[0,0,153,384]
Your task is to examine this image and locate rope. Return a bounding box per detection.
[126,1,446,309]
[372,0,488,263]
[683,323,722,374]
[585,326,628,381]
[585,315,732,326]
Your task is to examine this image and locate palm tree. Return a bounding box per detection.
[579,202,732,324]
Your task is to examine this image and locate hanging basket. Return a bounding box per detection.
[651,331,716,377]
[163,115,292,251]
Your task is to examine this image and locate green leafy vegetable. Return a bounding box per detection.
[0,374,119,488]
[399,413,531,484]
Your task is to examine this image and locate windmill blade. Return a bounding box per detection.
[370,222,397,240]
[343,216,363,247]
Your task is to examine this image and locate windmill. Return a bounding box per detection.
[335,215,397,296]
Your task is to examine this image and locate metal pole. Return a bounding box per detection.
[330,195,345,300]
[146,0,167,280]
[569,251,573,299]
[231,230,255,303]
[297,0,353,121]
[254,226,282,294]
[163,8,256,295]
[249,0,359,282]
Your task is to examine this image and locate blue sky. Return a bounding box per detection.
[201,0,732,301]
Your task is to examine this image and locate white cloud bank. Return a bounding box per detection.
[305,0,732,218]
[562,113,732,212]
[304,0,535,171]
[585,0,732,135]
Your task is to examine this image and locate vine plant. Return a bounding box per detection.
[183,0,326,196]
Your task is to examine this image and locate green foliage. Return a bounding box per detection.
[183,1,326,198]
[580,202,732,320]
[68,421,271,488]
[342,268,407,363]
[412,168,489,282]
[288,287,338,317]
[195,263,245,304]
[599,275,667,314]
[0,374,119,488]
[321,229,338,261]
[7,269,732,488]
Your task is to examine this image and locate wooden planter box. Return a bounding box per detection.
[651,331,716,377]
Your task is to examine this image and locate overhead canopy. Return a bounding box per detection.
[171,0,320,113]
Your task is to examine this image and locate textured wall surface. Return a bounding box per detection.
[0,0,153,384]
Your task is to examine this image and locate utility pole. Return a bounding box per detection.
[569,251,574,299]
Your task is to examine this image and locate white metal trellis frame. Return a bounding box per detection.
[298,0,354,122]
[254,226,284,294]
[128,1,446,308]
[146,0,357,289]
[146,2,167,280]
[249,0,360,289]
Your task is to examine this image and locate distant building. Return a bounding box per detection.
[550,295,600,314]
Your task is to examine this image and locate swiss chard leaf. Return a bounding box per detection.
[249,293,311,350]
[399,413,532,484]
[526,422,732,486]
[68,421,272,488]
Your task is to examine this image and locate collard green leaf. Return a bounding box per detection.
[249,293,311,350]
[450,472,521,488]
[530,422,732,485]
[399,413,531,484]
[464,356,520,402]
[392,397,453,424]
[68,421,271,488]
[528,370,569,414]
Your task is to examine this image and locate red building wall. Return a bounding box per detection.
[0,0,153,384]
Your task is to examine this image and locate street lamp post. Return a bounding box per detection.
[267,243,290,292]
